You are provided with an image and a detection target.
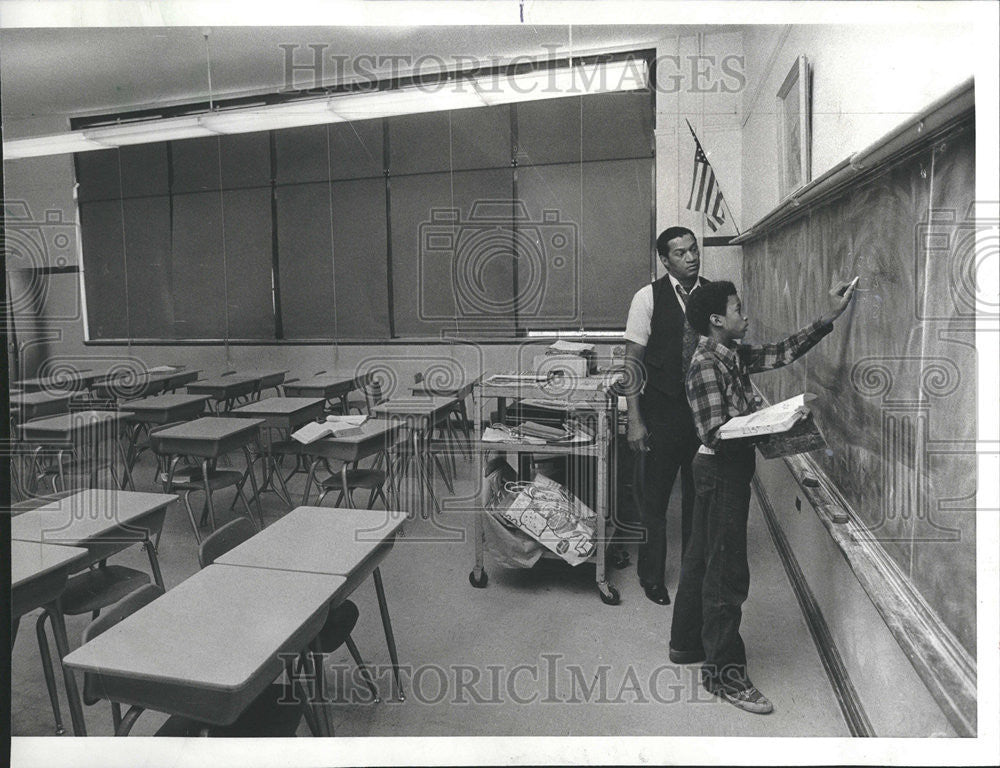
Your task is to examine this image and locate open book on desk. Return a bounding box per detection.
[292,415,368,444]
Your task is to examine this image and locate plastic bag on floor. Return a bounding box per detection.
[493,473,597,566]
[483,457,545,568]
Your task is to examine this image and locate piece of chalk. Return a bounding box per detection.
[835,276,860,296]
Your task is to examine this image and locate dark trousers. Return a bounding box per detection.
[635,390,699,588]
[669,448,757,692]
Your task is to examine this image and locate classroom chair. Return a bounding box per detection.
[198,519,382,711]
[35,521,166,734]
[79,583,314,737]
[149,421,262,544]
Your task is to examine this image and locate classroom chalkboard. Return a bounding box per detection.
[742,118,977,657]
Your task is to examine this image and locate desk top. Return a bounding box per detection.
[283,372,368,392]
[63,564,345,693]
[11,541,89,589]
[373,397,457,418]
[216,505,406,576]
[14,369,100,391]
[10,391,74,407]
[124,393,211,412]
[230,397,325,417]
[299,418,403,461]
[186,374,256,389]
[19,409,134,440]
[11,489,177,545]
[152,416,264,441]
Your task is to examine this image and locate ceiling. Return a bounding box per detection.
[0,25,746,134]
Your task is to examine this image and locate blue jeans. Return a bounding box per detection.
[669,448,756,691]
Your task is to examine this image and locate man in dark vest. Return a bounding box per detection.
[623,226,706,605]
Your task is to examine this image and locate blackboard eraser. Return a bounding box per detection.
[826,505,849,524]
[802,473,820,488]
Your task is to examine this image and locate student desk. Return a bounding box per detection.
[372,398,460,518]
[150,417,266,526]
[11,489,176,589]
[12,541,90,736]
[19,410,136,492]
[63,564,346,733]
[186,375,259,412]
[90,369,201,402]
[229,397,326,507]
[215,505,408,701]
[122,393,212,470]
[236,368,290,398]
[11,390,74,422]
[14,368,101,393]
[282,372,372,414]
[298,418,405,507]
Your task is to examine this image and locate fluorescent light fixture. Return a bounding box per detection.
[85,115,218,146]
[3,59,648,158]
[476,59,648,106]
[201,99,342,134]
[329,83,487,120]
[2,132,110,159]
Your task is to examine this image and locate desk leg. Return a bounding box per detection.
[47,599,87,736]
[340,463,354,509]
[242,444,265,527]
[301,457,320,506]
[372,566,404,701]
[116,431,136,491]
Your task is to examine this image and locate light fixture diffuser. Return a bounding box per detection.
[85,115,219,146]
[201,99,342,134]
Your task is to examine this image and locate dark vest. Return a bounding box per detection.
[644,275,695,398]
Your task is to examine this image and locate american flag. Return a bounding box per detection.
[685,120,727,232]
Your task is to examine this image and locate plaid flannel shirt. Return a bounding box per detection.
[685,319,833,449]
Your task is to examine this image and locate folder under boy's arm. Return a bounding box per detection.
[740,277,858,374]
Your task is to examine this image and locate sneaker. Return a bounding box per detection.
[716,685,774,714]
[668,645,705,664]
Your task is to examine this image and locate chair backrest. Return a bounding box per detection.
[220,370,236,377]
[313,369,327,376]
[81,584,165,704]
[198,516,258,568]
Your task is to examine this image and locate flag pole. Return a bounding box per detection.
[685,119,742,237]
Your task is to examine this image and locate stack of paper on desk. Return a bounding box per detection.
[717,393,816,439]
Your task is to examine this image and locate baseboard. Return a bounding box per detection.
[753,474,875,737]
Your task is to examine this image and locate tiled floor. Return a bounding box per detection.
[10,443,850,738]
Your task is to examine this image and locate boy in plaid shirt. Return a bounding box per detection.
[668,278,856,714]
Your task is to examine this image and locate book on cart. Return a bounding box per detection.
[717,393,827,458]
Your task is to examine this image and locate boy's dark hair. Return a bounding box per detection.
[686,280,737,335]
[656,227,697,258]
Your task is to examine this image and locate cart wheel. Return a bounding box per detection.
[469,569,488,588]
[598,584,621,605]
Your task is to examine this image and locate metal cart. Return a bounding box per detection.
[469,375,627,604]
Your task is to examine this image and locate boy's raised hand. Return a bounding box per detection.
[820,276,858,324]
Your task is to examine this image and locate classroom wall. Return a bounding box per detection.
[740,24,978,225]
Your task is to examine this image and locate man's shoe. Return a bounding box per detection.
[642,583,671,605]
[708,683,774,714]
[668,645,705,664]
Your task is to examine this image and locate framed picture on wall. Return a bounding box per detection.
[776,55,811,199]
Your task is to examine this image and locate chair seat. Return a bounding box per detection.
[169,469,245,492]
[154,683,303,737]
[315,600,360,653]
[319,469,386,490]
[62,566,151,615]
